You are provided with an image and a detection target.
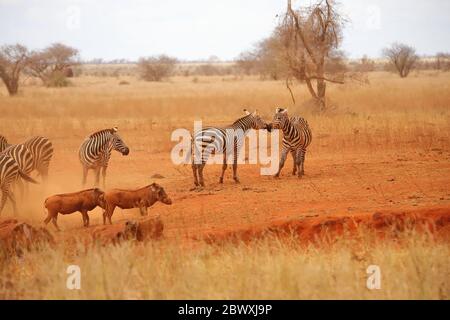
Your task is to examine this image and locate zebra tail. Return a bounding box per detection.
[19,170,39,184]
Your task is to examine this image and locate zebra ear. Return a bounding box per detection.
[283,108,288,113]
[243,109,250,115]
[276,107,283,113]
[112,126,118,132]
[253,110,258,116]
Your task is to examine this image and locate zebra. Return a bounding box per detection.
[191,109,271,187]
[0,144,34,196]
[23,136,54,182]
[0,135,9,152]
[79,127,130,187]
[272,108,312,178]
[0,154,37,215]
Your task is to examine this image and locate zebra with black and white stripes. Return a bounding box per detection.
[79,127,130,187]
[1,144,34,196]
[0,135,9,152]
[191,109,271,187]
[272,108,312,178]
[0,154,37,215]
[23,136,54,182]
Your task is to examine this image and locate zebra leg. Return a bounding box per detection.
[198,163,206,187]
[300,149,306,176]
[275,148,289,178]
[296,149,305,178]
[0,190,8,215]
[101,166,107,189]
[94,167,101,187]
[291,150,297,175]
[233,147,241,183]
[219,155,227,184]
[82,166,88,186]
[15,178,25,199]
[40,165,49,183]
[191,163,199,187]
[7,192,18,215]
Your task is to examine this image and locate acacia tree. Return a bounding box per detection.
[280,0,346,110]
[27,43,79,86]
[383,43,418,78]
[0,44,29,96]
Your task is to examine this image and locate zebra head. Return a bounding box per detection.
[243,109,271,131]
[272,107,289,130]
[110,128,130,156]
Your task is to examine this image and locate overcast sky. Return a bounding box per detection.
[1,0,449,61]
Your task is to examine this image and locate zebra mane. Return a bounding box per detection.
[231,113,252,126]
[89,128,116,139]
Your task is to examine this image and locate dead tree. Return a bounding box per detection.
[383,43,418,78]
[280,0,346,110]
[0,44,29,96]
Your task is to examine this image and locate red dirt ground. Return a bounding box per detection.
[1,143,449,247]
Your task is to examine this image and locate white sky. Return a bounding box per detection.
[1,0,449,61]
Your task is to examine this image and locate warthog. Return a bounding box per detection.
[103,183,172,224]
[44,188,106,230]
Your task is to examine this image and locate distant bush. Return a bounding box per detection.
[45,70,71,87]
[119,80,130,85]
[383,43,418,78]
[138,55,178,81]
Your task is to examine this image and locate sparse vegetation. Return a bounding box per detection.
[0,44,29,96]
[0,70,449,299]
[383,43,418,78]
[138,55,178,81]
[27,43,79,87]
[1,230,448,299]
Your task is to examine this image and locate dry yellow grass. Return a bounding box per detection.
[0,71,449,300]
[1,232,448,299]
[1,71,449,155]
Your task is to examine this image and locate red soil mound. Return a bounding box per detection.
[200,207,450,245]
[86,216,164,246]
[0,219,54,257]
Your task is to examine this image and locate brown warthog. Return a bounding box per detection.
[44,188,106,230]
[103,183,172,224]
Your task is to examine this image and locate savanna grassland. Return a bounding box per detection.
[0,70,449,299]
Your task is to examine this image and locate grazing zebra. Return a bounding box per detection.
[79,127,130,187]
[191,109,271,187]
[0,154,37,215]
[272,108,312,178]
[1,144,34,196]
[23,136,54,182]
[0,135,9,152]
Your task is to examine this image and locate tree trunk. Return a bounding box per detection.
[315,63,327,110]
[6,78,19,96]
